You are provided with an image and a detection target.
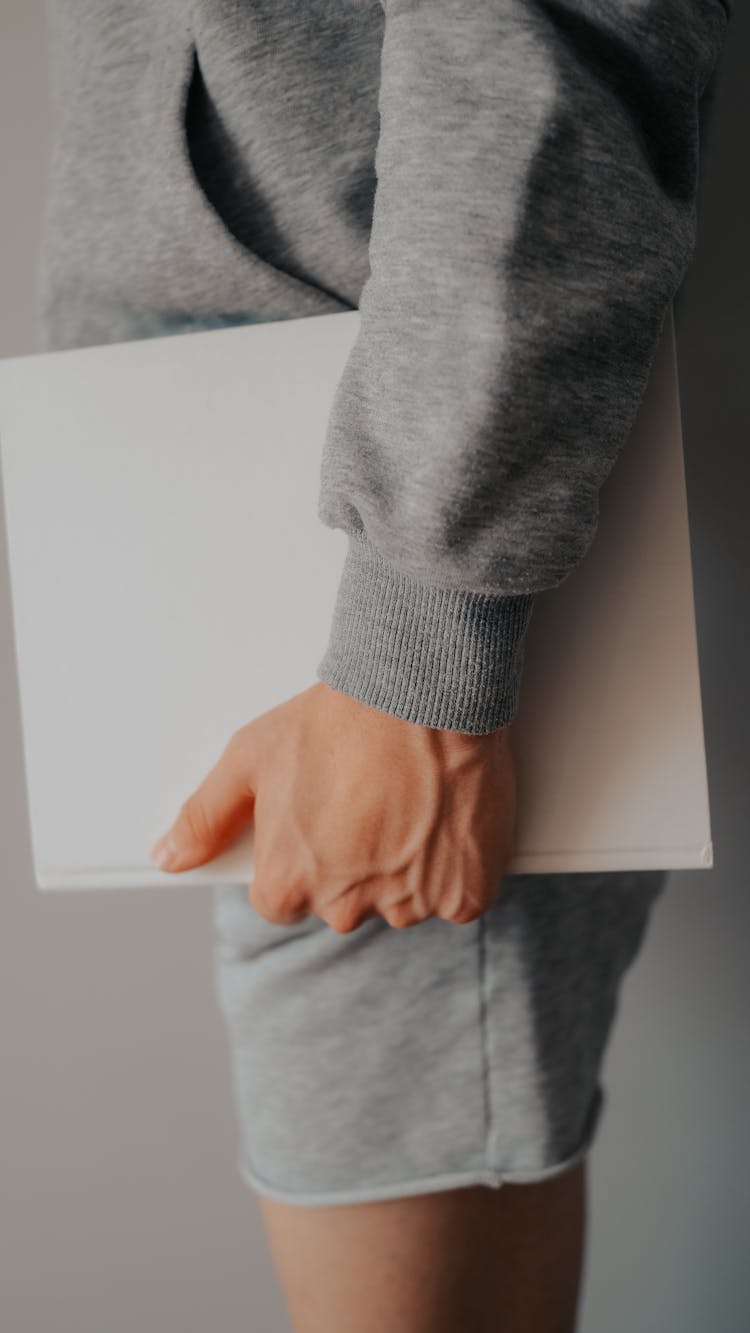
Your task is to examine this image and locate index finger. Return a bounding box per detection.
[151,728,257,872]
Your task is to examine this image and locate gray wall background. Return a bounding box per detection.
[1,5,747,1330]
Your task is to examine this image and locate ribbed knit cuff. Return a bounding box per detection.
[315,530,536,734]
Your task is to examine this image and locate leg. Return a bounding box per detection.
[257,1159,587,1333]
[212,872,664,1329]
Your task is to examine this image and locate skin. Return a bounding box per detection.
[150,682,586,1330]
[258,1163,587,1333]
[149,680,519,931]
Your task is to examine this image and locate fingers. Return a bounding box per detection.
[248,878,311,925]
[151,729,256,872]
[249,874,370,933]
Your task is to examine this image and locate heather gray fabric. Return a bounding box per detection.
[212,868,666,1206]
[77,312,668,1208]
[32,6,708,1197]
[36,0,732,733]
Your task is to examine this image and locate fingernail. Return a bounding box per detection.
[151,832,178,870]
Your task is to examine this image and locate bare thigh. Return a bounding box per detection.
[257,1159,587,1333]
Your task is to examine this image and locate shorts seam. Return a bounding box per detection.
[235,1097,601,1209]
[477,913,493,1168]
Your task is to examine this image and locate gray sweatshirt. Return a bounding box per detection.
[37,0,731,733]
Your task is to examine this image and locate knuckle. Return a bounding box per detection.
[273,888,309,920]
[325,901,366,935]
[384,901,421,929]
[437,893,487,925]
[249,875,308,924]
[248,878,279,922]
[453,893,489,924]
[451,903,483,925]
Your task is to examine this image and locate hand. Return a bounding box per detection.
[150,681,519,932]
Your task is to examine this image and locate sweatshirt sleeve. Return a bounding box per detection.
[315,0,731,735]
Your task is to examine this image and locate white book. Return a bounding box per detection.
[0,305,712,890]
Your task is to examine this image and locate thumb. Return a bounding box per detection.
[150,729,256,872]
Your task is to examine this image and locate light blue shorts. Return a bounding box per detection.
[115,310,666,1208]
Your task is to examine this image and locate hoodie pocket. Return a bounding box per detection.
[174,41,347,316]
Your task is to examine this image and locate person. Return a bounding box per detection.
[37,2,732,1330]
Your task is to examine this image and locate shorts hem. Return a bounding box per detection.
[236,1097,601,1208]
